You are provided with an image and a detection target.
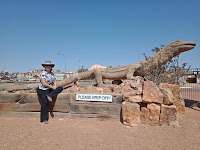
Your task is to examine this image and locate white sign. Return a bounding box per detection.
[76,94,112,102]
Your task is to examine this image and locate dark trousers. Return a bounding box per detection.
[37,87,63,122]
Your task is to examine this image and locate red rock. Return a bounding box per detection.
[122,77,144,95]
[123,93,142,103]
[140,103,161,126]
[160,87,175,105]
[140,107,149,124]
[159,104,178,126]
[147,103,160,126]
[122,101,140,126]
[142,81,163,104]
[160,83,185,116]
[113,86,122,93]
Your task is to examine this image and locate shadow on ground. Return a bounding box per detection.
[184,99,200,111]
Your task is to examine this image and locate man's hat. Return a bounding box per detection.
[42,61,55,68]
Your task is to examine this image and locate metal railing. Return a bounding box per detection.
[181,68,200,108]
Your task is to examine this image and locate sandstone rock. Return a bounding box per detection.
[147,103,160,126]
[129,76,144,95]
[140,103,161,126]
[113,86,122,93]
[122,77,144,95]
[140,106,149,124]
[96,88,104,93]
[122,101,140,126]
[160,83,180,99]
[123,93,142,103]
[142,80,163,104]
[103,88,112,94]
[71,85,114,94]
[160,88,175,105]
[159,104,178,126]
[160,83,185,116]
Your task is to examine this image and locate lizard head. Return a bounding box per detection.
[169,40,196,55]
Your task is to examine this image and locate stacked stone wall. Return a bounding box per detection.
[122,77,185,126]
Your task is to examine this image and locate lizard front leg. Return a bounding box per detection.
[94,69,104,87]
[126,64,142,80]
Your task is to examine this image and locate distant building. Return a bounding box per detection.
[29,69,43,73]
[10,69,77,81]
[184,68,200,83]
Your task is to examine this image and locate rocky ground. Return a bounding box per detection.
[0,107,200,150]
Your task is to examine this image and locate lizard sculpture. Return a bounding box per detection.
[7,40,196,92]
[57,40,196,87]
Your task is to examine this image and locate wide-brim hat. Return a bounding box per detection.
[42,61,55,68]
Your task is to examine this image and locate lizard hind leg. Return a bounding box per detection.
[94,69,104,87]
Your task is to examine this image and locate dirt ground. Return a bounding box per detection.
[0,82,200,149]
[0,107,199,150]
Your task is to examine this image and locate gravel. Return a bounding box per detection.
[0,107,200,150]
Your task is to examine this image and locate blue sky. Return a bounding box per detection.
[0,0,200,73]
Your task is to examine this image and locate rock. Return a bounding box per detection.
[159,104,178,126]
[103,88,112,94]
[140,103,161,126]
[96,88,104,93]
[122,77,144,95]
[122,101,140,126]
[123,93,142,103]
[113,86,122,93]
[140,106,149,124]
[160,83,185,116]
[129,76,144,95]
[160,88,175,105]
[142,80,163,104]
[147,103,160,126]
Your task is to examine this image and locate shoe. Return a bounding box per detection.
[46,95,52,102]
[41,120,48,124]
[50,111,54,118]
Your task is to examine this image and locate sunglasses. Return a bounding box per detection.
[45,65,53,67]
